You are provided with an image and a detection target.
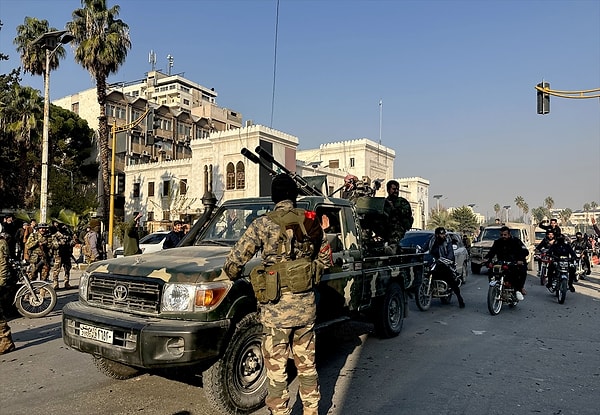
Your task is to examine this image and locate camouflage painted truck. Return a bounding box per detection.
[62,162,424,415]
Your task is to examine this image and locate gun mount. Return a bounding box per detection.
[241,147,326,197]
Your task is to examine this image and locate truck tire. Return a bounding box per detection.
[471,263,482,274]
[203,313,267,415]
[373,282,404,338]
[93,356,141,380]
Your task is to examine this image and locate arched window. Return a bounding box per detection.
[226,162,235,190]
[236,161,245,189]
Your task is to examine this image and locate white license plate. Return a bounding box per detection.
[79,323,114,344]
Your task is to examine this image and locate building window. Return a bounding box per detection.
[147,211,154,222]
[162,210,170,220]
[226,162,235,190]
[71,102,79,114]
[350,157,355,167]
[179,179,187,195]
[236,161,245,189]
[133,183,140,198]
[329,159,339,169]
[148,181,155,197]
[163,180,171,197]
[183,99,190,105]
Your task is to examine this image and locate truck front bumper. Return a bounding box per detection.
[62,301,231,369]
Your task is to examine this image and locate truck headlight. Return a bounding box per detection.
[161,281,232,312]
[79,272,90,300]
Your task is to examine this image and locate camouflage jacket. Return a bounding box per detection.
[384,196,414,243]
[51,230,74,258]
[25,232,50,263]
[0,239,9,284]
[224,200,331,328]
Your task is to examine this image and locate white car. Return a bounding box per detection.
[113,231,170,258]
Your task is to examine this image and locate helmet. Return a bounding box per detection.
[37,223,49,230]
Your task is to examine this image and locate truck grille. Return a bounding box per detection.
[87,274,162,314]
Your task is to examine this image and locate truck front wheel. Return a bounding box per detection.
[373,282,405,338]
[203,313,267,415]
[93,356,141,380]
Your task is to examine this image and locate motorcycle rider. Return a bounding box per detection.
[546,235,578,292]
[538,218,562,237]
[535,229,556,276]
[571,231,592,278]
[484,226,529,301]
[428,227,465,308]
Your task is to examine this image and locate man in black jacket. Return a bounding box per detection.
[485,226,529,300]
[428,227,465,308]
[539,218,561,237]
[163,221,184,249]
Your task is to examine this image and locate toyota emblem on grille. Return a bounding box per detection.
[113,284,128,301]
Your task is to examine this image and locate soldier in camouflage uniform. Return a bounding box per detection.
[224,174,332,415]
[384,180,414,251]
[25,223,51,281]
[0,232,16,354]
[50,224,74,289]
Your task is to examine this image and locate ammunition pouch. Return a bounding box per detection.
[249,265,280,304]
[250,258,315,303]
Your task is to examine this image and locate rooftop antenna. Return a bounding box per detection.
[167,54,174,75]
[148,50,156,71]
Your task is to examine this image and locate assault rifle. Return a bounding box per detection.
[241,147,326,197]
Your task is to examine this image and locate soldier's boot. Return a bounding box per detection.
[63,275,71,290]
[52,277,60,290]
[0,323,16,354]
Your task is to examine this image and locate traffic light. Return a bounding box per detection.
[537,82,550,115]
[117,172,125,194]
[146,109,161,134]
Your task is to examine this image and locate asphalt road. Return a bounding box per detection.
[1,265,599,415]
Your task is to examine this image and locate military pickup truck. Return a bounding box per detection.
[62,195,424,415]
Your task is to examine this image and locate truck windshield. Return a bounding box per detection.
[481,228,521,241]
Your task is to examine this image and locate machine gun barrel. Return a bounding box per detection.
[241,147,278,176]
[255,146,325,197]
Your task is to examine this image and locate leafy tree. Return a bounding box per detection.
[531,207,546,224]
[559,208,572,226]
[591,201,598,211]
[449,206,479,235]
[521,202,529,224]
[67,0,131,224]
[426,208,458,231]
[544,196,554,211]
[514,195,525,220]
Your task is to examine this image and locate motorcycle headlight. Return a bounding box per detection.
[161,281,232,312]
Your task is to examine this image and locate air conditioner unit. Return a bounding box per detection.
[165,155,172,161]
[142,150,150,156]
[245,120,253,127]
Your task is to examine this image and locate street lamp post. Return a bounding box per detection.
[32,30,73,224]
[433,194,443,212]
[52,164,74,190]
[503,205,511,223]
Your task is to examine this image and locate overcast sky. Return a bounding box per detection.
[1,0,599,218]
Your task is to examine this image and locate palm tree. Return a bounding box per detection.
[559,208,572,227]
[544,196,554,211]
[522,202,529,224]
[426,208,458,231]
[493,203,500,221]
[514,195,525,221]
[14,17,67,76]
[532,207,546,224]
[67,0,131,222]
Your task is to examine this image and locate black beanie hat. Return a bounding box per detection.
[271,174,298,204]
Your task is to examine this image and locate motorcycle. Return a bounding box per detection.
[573,250,586,281]
[487,261,520,315]
[416,257,461,311]
[534,249,551,286]
[547,255,571,305]
[7,259,57,318]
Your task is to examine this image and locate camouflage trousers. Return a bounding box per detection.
[51,255,71,283]
[263,323,319,415]
[29,258,50,281]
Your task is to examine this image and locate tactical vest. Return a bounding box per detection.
[249,208,316,304]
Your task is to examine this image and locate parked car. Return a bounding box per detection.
[113,231,169,258]
[400,230,469,282]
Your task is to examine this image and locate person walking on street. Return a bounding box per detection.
[224,174,332,415]
[50,224,75,289]
[0,232,16,354]
[83,226,99,264]
[123,212,143,256]
[162,220,184,249]
[25,223,51,281]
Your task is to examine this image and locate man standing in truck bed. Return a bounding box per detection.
[384,180,413,251]
[224,174,331,415]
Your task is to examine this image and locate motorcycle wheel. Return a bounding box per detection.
[487,284,502,315]
[558,279,567,304]
[540,265,547,286]
[15,281,57,318]
[416,278,432,311]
